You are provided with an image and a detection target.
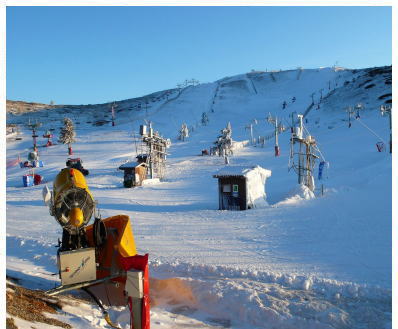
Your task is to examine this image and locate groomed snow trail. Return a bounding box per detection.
[6,67,391,328]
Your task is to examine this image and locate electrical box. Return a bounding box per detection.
[295,127,303,139]
[125,270,143,298]
[58,248,96,286]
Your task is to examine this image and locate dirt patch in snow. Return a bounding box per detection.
[6,279,72,328]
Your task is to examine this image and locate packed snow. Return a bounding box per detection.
[6,66,392,328]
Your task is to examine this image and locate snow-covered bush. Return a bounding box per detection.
[214,122,233,157]
[178,123,189,141]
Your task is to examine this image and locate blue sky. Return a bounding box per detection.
[6,6,392,105]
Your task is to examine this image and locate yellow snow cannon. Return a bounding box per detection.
[52,168,95,230]
[43,167,95,250]
[43,170,151,329]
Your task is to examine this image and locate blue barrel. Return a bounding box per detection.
[23,175,33,187]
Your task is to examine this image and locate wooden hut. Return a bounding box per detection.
[213,165,271,210]
[119,161,148,188]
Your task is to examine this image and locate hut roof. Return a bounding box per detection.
[213,165,271,179]
[119,161,146,170]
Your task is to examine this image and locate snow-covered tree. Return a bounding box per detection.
[201,112,209,126]
[214,122,233,157]
[178,123,189,141]
[59,117,76,155]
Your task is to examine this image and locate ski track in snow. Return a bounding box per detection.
[6,67,391,329]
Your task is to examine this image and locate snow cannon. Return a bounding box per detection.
[52,168,94,232]
[42,168,151,329]
[43,168,95,251]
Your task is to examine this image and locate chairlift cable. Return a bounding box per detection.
[355,117,386,144]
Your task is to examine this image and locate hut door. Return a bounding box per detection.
[221,184,240,210]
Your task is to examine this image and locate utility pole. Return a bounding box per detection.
[380,105,392,153]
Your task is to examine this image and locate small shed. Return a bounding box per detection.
[213,165,272,210]
[119,161,147,188]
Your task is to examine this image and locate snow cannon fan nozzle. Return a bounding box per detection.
[43,168,95,239]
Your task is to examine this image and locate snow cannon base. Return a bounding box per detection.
[45,215,150,329]
[85,215,138,279]
[82,215,138,307]
[121,254,150,329]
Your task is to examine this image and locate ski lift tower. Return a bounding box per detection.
[110,102,117,126]
[380,104,392,153]
[139,122,170,179]
[267,113,281,156]
[289,114,319,191]
[355,103,364,119]
[27,120,42,153]
[245,119,257,145]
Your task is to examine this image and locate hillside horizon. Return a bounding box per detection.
[6,64,391,114]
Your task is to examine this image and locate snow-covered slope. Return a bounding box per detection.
[6,66,392,329]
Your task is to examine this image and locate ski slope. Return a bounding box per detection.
[6,66,392,329]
